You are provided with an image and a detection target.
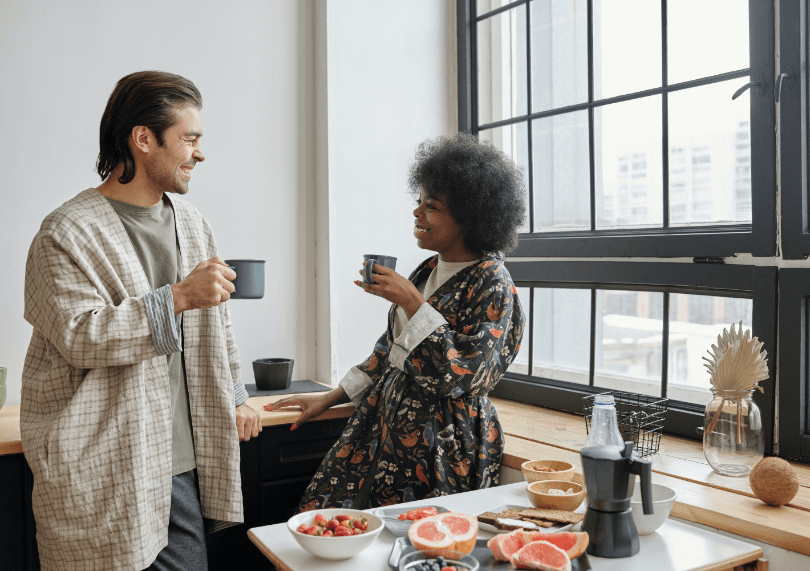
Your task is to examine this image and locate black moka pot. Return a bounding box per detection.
[580,441,654,558]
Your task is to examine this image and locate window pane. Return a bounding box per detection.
[532,111,590,232]
[476,0,512,17]
[479,121,531,233]
[477,7,528,126]
[668,80,751,226]
[667,0,749,85]
[508,286,532,375]
[595,290,663,397]
[530,0,588,113]
[593,0,662,100]
[533,287,591,384]
[668,294,753,406]
[595,96,663,229]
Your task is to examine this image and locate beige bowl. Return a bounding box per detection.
[520,459,575,483]
[526,480,586,512]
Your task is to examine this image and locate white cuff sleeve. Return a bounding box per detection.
[144,284,182,355]
[339,366,374,408]
[390,303,448,372]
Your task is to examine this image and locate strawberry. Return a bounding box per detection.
[353,518,368,531]
[322,529,334,537]
[313,513,328,527]
[296,524,309,534]
[326,518,340,530]
[340,519,354,528]
[304,525,319,535]
[335,515,352,522]
[334,526,352,537]
[441,567,458,571]
[353,527,363,535]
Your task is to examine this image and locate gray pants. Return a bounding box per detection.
[144,469,208,571]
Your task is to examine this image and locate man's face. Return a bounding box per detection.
[144,105,205,194]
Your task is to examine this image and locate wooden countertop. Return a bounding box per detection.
[0,390,352,456]
[2,390,808,555]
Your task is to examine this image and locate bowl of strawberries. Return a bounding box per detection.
[287,508,385,559]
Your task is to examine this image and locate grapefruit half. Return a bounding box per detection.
[488,530,528,562]
[407,511,478,556]
[511,540,571,571]
[519,531,589,559]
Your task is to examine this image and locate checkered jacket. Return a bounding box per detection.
[21,188,243,570]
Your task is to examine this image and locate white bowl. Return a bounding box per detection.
[287,508,384,560]
[629,483,677,535]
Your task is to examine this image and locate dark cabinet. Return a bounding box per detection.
[1,416,347,571]
[207,417,347,569]
[0,454,39,571]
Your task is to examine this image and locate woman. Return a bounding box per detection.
[266,132,526,510]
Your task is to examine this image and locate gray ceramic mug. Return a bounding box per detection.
[225,259,266,299]
[363,254,397,284]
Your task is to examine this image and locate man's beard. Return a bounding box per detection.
[145,154,188,195]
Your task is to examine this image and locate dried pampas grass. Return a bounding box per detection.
[702,322,769,442]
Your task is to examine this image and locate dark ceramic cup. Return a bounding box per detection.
[225,259,265,299]
[363,254,397,284]
[252,358,294,390]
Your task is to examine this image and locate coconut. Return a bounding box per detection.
[749,457,799,506]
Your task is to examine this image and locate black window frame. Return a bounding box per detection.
[458,0,787,453]
[777,269,810,462]
[457,0,776,258]
[780,0,809,259]
[493,261,776,451]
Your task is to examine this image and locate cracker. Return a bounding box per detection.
[476,512,500,526]
[518,508,584,525]
[494,519,540,532]
[521,517,555,528]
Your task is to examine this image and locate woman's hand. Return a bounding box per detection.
[355,263,425,318]
[263,387,350,430]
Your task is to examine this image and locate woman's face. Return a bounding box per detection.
[413,189,477,262]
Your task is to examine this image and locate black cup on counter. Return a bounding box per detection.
[252,358,294,390]
[225,259,265,299]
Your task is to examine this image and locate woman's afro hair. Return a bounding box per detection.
[407,132,527,254]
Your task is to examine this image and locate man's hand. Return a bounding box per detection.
[171,257,236,315]
[235,402,262,442]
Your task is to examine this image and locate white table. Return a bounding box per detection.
[248,482,763,571]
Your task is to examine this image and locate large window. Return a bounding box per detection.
[461,0,775,258]
[456,0,810,459]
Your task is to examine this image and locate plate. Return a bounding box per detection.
[388,537,591,571]
[371,505,449,537]
[475,504,573,534]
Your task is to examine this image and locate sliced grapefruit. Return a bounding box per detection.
[519,531,589,559]
[511,540,571,571]
[488,529,527,562]
[407,511,478,556]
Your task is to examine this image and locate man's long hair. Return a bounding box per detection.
[96,71,203,184]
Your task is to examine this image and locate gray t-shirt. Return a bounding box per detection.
[107,195,196,475]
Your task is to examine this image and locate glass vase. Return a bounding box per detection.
[703,389,763,476]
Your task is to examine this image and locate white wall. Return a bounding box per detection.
[0,0,456,405]
[0,0,319,404]
[317,0,458,384]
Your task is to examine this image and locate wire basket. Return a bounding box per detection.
[583,391,668,457]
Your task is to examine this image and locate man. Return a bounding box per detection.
[21,71,262,570]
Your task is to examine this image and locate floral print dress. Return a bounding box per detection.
[299,252,525,510]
